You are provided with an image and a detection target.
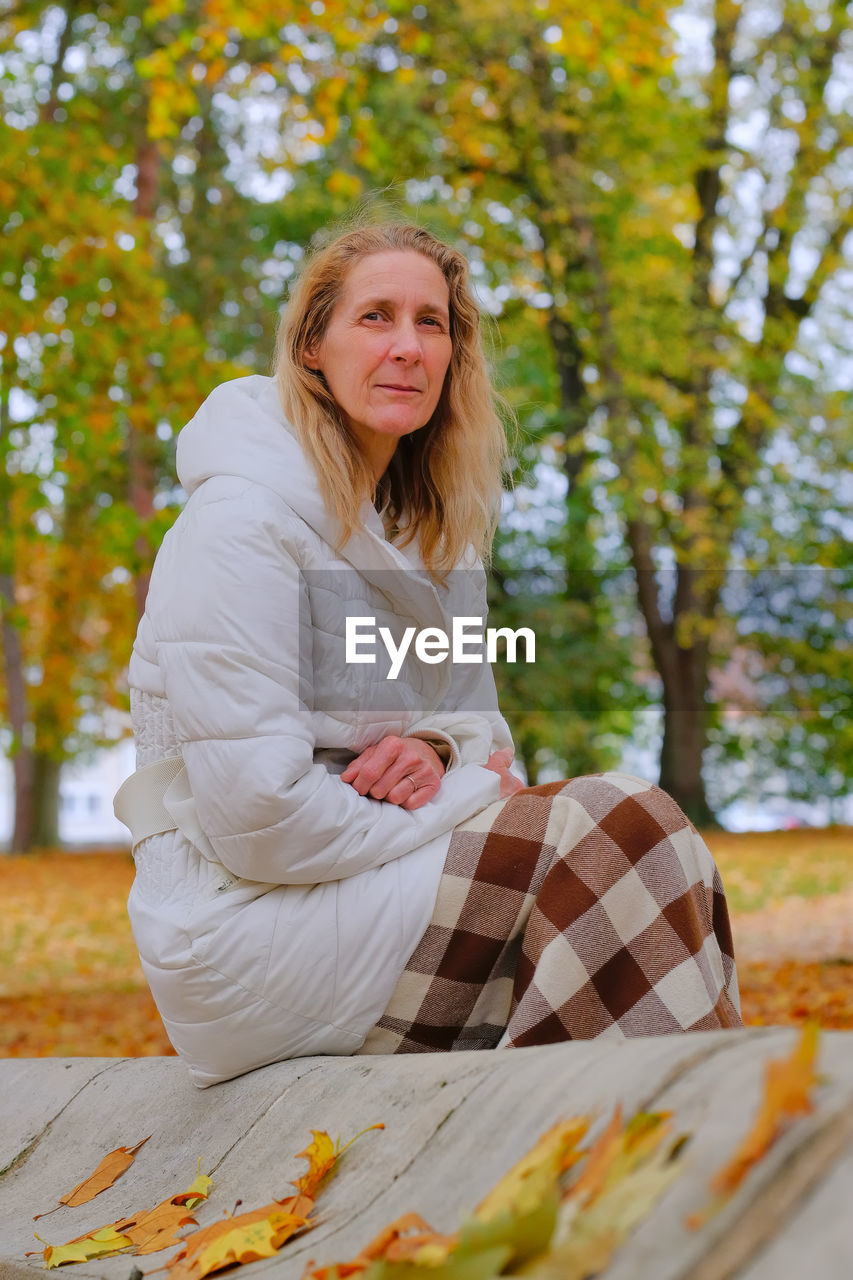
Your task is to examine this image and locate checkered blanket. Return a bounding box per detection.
[358,772,742,1054]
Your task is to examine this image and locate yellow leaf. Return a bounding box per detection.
[192,1209,308,1277]
[176,1170,214,1209]
[524,1114,685,1279]
[166,1196,312,1278]
[39,1225,133,1268]
[294,1131,337,1199]
[294,1124,384,1200]
[474,1118,589,1222]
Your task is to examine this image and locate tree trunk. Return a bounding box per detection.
[627,523,718,826]
[31,753,62,848]
[2,581,35,853]
[657,646,717,829]
[0,334,35,853]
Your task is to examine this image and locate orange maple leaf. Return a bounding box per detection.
[711,1022,819,1196]
[303,1213,446,1280]
[166,1198,313,1280]
[116,1200,200,1256]
[34,1136,151,1218]
[687,1023,820,1228]
[564,1107,623,1207]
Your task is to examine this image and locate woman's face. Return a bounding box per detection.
[306,250,453,478]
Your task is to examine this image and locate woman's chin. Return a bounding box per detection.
[351,417,431,446]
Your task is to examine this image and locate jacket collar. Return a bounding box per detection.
[176,375,454,690]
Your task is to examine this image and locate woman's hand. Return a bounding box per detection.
[483,747,526,798]
[341,735,445,810]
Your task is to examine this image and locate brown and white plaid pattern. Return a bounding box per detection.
[358,772,742,1054]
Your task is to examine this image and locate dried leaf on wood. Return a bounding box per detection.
[303,1110,684,1280]
[687,1023,820,1228]
[33,1225,134,1269]
[559,1108,623,1209]
[460,1117,592,1273]
[167,1201,312,1280]
[305,1213,450,1280]
[34,1136,151,1218]
[31,1166,212,1267]
[295,1124,385,1201]
[294,1131,337,1200]
[164,1124,382,1280]
[176,1171,214,1210]
[525,1112,684,1280]
[116,1201,200,1256]
[474,1117,588,1224]
[192,1207,309,1277]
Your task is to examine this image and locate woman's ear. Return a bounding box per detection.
[303,343,321,371]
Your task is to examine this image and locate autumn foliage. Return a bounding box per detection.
[22,1030,825,1276]
[0,828,851,1060]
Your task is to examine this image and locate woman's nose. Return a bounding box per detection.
[389,322,422,361]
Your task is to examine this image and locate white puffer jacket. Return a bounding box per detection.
[126,374,513,1086]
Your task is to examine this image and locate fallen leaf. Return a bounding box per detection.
[175,1171,214,1210]
[36,1225,133,1268]
[687,1023,821,1228]
[559,1109,622,1209]
[713,1023,819,1194]
[193,1208,309,1276]
[116,1201,200,1256]
[294,1124,385,1201]
[294,1131,337,1200]
[119,1166,213,1253]
[474,1118,589,1225]
[369,1244,512,1280]
[32,1166,213,1267]
[526,1118,684,1279]
[34,1136,151,1218]
[303,1214,449,1280]
[518,1229,617,1280]
[167,1202,312,1280]
[303,1112,683,1280]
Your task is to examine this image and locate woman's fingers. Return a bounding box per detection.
[388,770,442,810]
[341,737,418,796]
[341,736,444,807]
[485,748,514,771]
[484,748,525,797]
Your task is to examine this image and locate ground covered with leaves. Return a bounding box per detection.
[1,828,851,1058]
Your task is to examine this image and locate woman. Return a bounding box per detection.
[116,223,741,1087]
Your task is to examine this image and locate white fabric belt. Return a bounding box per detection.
[113,756,185,851]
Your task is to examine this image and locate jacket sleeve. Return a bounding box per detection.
[147,479,503,885]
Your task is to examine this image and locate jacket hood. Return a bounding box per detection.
[174,375,454,631]
[176,374,346,544]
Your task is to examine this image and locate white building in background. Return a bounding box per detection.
[0,738,135,849]
[1,733,849,848]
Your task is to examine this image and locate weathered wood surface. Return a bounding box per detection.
[1,1029,851,1279]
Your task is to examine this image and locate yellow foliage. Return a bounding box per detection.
[40,1225,134,1269]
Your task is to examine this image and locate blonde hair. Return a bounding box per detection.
[273,222,511,576]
